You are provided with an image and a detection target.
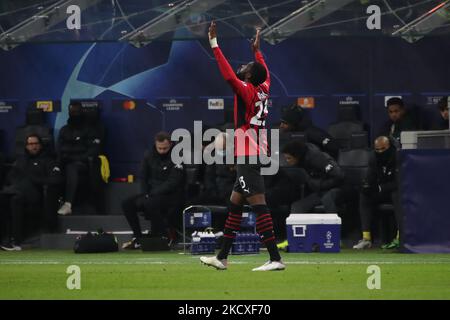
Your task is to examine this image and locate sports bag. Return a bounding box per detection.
[74,230,118,253]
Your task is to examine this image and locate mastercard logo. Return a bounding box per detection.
[122,100,136,110]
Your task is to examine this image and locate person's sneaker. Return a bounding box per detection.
[381,238,399,250]
[121,238,141,250]
[0,242,22,251]
[252,260,286,271]
[57,202,72,215]
[352,239,372,250]
[277,240,289,251]
[200,256,227,270]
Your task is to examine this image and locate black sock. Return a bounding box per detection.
[254,204,282,262]
[217,202,243,260]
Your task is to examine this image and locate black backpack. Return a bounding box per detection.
[74,230,118,253]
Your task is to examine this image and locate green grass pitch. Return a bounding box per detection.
[1,249,450,300]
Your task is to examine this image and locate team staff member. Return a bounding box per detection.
[353,136,401,250]
[0,134,61,251]
[121,132,184,249]
[283,140,344,214]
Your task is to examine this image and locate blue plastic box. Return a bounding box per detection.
[184,211,212,229]
[286,214,341,253]
[190,232,216,254]
[231,233,260,255]
[241,211,256,228]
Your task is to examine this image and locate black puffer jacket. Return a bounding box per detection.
[5,149,62,202]
[297,143,344,193]
[281,107,339,158]
[203,162,236,199]
[364,147,397,194]
[58,117,101,163]
[141,146,185,196]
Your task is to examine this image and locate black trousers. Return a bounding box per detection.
[290,188,341,213]
[359,191,401,233]
[64,159,104,212]
[0,186,59,244]
[122,193,183,239]
[266,183,302,238]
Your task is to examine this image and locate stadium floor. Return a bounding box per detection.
[1,249,450,300]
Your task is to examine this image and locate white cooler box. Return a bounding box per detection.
[286,214,341,253]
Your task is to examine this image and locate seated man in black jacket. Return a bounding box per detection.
[57,102,104,215]
[191,131,236,206]
[282,140,344,214]
[0,134,62,251]
[353,136,401,250]
[122,132,184,249]
[280,105,339,159]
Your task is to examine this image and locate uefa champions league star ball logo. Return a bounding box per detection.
[324,231,334,249]
[202,214,209,226]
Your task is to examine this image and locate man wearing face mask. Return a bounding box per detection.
[57,101,102,215]
[353,136,401,250]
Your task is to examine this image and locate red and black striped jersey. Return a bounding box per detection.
[212,47,270,157]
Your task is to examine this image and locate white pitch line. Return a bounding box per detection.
[1,260,450,265]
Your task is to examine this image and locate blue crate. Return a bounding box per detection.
[231,233,260,255]
[241,211,256,228]
[191,242,216,254]
[184,211,212,228]
[190,232,216,255]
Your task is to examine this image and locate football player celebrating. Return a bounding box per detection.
[200,21,284,271]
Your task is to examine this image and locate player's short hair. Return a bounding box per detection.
[155,131,171,143]
[386,97,404,109]
[438,96,448,111]
[250,62,267,86]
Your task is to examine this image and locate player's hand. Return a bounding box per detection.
[208,21,217,40]
[251,27,261,52]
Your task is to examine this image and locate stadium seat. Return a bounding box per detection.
[337,148,371,211]
[279,131,306,147]
[14,107,53,158]
[338,148,370,166]
[328,121,364,149]
[337,104,361,122]
[349,131,369,149]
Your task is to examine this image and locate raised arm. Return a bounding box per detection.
[208,21,251,99]
[252,28,270,90]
